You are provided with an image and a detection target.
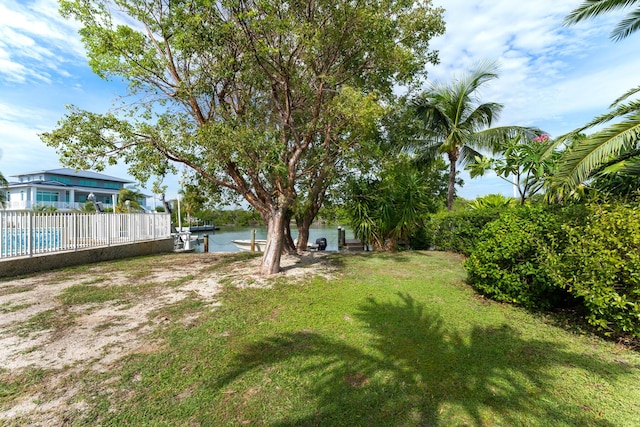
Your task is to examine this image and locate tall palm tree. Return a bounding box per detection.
[565,0,640,41]
[412,61,537,210]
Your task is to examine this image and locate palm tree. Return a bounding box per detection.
[565,0,640,41]
[412,61,537,210]
[548,100,640,200]
[115,187,145,213]
[556,1,640,199]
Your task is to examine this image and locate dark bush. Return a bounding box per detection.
[555,203,640,338]
[421,207,506,255]
[464,204,588,310]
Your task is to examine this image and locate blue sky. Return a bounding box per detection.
[1,0,638,201]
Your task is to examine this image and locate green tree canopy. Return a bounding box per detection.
[41,0,445,274]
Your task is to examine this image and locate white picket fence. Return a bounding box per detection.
[0,211,172,259]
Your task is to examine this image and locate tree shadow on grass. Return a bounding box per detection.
[212,293,633,426]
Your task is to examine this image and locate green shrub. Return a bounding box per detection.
[464,205,587,310]
[556,203,640,337]
[421,207,506,255]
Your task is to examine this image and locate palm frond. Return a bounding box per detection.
[600,157,640,175]
[459,146,484,166]
[554,113,640,190]
[463,102,503,131]
[612,84,640,106]
[561,99,640,136]
[612,8,640,40]
[471,126,541,154]
[564,0,638,25]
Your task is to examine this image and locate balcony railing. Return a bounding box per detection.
[1,211,171,259]
[4,201,114,211]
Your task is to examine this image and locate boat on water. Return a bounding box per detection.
[231,238,325,252]
[232,239,268,252]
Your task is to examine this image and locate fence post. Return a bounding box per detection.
[28,211,33,257]
[74,212,78,252]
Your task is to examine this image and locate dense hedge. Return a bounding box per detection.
[418,207,506,255]
[463,202,640,338]
[554,203,640,337]
[464,205,585,309]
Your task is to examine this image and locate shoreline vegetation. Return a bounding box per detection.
[1,251,638,426]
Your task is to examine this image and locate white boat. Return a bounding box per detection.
[232,239,268,252]
[231,239,316,252]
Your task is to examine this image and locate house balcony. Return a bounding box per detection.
[3,201,115,212]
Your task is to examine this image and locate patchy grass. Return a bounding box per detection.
[15,309,76,337]
[0,368,50,405]
[0,285,34,297]
[0,302,32,314]
[59,251,640,427]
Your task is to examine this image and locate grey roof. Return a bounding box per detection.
[10,168,133,183]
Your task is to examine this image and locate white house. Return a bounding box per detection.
[3,168,134,211]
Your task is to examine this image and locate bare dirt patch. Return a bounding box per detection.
[0,251,335,425]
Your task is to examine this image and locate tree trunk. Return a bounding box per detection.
[282,210,297,254]
[447,152,458,211]
[295,214,313,251]
[260,208,287,275]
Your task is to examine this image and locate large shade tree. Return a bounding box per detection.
[411,61,536,210]
[41,0,445,275]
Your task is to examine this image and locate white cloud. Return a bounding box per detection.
[0,0,86,83]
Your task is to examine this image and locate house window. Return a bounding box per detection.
[79,179,98,188]
[51,176,72,185]
[36,191,59,203]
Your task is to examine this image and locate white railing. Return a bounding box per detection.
[0,211,172,259]
[4,201,88,211]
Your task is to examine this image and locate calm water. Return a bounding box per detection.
[192,225,350,253]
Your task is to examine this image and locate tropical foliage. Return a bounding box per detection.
[466,194,517,210]
[421,206,507,255]
[344,157,447,250]
[115,188,146,213]
[549,93,640,201]
[554,0,640,200]
[465,202,640,338]
[466,133,556,204]
[411,61,538,210]
[553,202,640,337]
[565,0,640,41]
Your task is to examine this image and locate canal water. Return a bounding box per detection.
[192,225,351,253]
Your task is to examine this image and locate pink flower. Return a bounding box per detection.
[533,134,550,143]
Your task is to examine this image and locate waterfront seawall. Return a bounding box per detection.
[0,238,174,278]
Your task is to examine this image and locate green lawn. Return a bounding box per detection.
[7,251,640,426]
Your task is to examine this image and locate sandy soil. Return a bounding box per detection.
[0,251,335,425]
